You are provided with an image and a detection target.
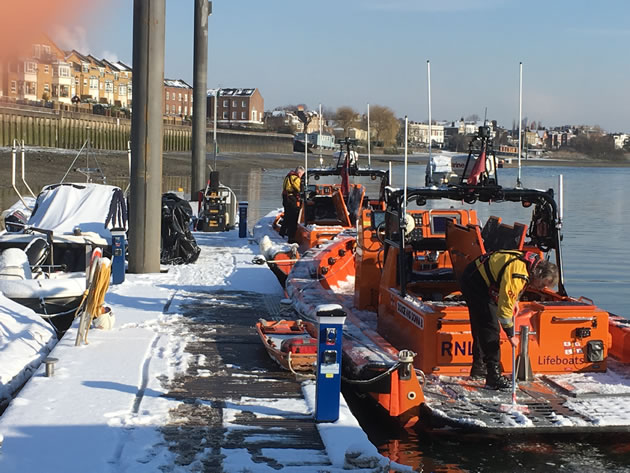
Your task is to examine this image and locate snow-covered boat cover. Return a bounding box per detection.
[27,183,127,242]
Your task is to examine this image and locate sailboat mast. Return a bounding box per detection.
[367,103,371,169]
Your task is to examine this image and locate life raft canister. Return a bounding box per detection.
[280,336,318,354]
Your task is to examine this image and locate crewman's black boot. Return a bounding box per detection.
[469,361,487,380]
[485,362,511,389]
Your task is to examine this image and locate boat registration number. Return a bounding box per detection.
[397,302,424,329]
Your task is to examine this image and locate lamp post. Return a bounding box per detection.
[213,88,218,170]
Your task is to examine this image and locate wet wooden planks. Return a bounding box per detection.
[161,290,329,471]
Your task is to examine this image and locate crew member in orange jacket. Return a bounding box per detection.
[279,166,305,243]
[460,250,559,389]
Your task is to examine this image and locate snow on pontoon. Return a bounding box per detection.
[253,138,389,286]
[284,125,630,434]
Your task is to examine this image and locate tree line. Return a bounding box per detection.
[272,104,400,148]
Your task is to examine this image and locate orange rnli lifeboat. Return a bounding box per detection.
[253,140,389,287]
[285,128,630,434]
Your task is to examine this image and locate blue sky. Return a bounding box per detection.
[62,0,629,132]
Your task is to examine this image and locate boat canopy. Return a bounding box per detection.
[27,183,127,242]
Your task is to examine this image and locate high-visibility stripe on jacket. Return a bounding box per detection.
[282,171,301,196]
[474,250,530,329]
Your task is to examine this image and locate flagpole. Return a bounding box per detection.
[517,61,523,187]
[304,133,308,184]
[367,103,371,169]
[427,60,433,185]
[404,116,408,213]
[319,103,323,167]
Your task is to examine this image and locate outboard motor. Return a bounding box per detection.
[24,237,50,272]
[4,209,28,232]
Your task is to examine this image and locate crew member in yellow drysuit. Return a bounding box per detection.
[279,166,305,243]
[460,250,559,389]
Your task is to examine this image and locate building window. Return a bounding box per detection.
[60,85,69,97]
[25,62,37,73]
[166,91,169,100]
[10,81,16,93]
[59,66,70,77]
[119,84,127,96]
[89,77,98,89]
[252,111,257,121]
[178,105,182,114]
[105,80,113,93]
[114,72,119,81]
[82,64,89,73]
[242,100,246,107]
[43,45,51,56]
[184,106,188,115]
[44,83,50,92]
[184,94,188,102]
[223,100,228,107]
[166,104,169,113]
[241,112,246,119]
[100,81,103,90]
[44,65,49,74]
[232,100,237,107]
[33,44,41,58]
[178,93,182,101]
[222,111,228,119]
[232,111,237,119]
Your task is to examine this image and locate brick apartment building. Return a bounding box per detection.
[64,50,132,107]
[207,88,264,125]
[164,79,193,118]
[0,35,133,108]
[1,33,73,104]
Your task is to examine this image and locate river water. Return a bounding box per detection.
[2,158,630,472]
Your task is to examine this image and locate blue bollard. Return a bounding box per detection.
[111,228,126,284]
[238,201,248,238]
[315,304,346,422]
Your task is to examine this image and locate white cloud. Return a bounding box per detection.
[101,50,119,63]
[51,25,89,53]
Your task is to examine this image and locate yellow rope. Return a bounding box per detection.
[83,258,111,344]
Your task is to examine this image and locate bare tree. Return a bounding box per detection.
[335,106,358,137]
[466,114,480,122]
[369,105,399,147]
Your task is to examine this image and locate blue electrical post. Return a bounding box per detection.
[238,201,248,238]
[315,304,346,422]
[111,228,126,284]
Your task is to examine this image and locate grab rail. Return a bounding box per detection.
[19,140,36,199]
[11,140,32,209]
[551,316,596,323]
